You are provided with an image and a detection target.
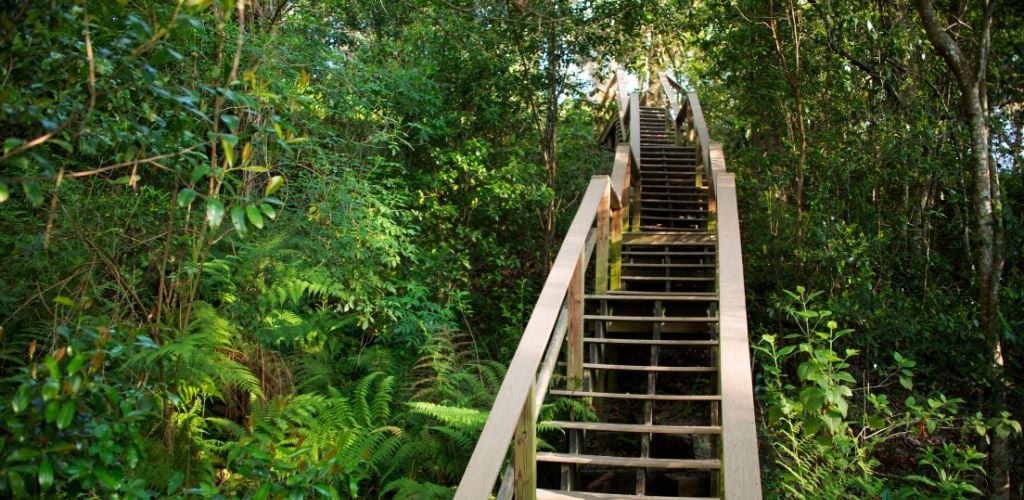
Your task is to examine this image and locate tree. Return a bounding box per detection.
[913,1,1009,496]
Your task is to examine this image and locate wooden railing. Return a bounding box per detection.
[455,79,643,500]
[654,73,763,498]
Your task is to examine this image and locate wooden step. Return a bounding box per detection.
[641,197,705,202]
[549,390,720,401]
[642,146,694,151]
[641,216,709,222]
[536,452,721,470]
[621,276,715,282]
[581,363,717,373]
[607,291,718,299]
[621,263,715,268]
[585,293,716,301]
[537,489,718,500]
[623,232,714,245]
[584,315,718,323]
[641,206,706,212]
[543,421,722,435]
[622,250,715,256]
[638,226,708,232]
[583,338,718,347]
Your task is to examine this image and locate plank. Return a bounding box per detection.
[537,490,717,500]
[549,390,720,401]
[536,453,721,470]
[713,166,763,498]
[584,315,718,322]
[514,383,537,500]
[619,276,715,282]
[583,338,718,347]
[584,293,716,301]
[621,263,714,269]
[623,232,715,245]
[581,363,717,373]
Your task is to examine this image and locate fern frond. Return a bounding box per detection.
[407,402,488,428]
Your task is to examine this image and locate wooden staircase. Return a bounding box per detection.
[533,106,724,498]
[455,72,761,500]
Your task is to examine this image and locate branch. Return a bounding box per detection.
[0,143,207,185]
[914,0,970,88]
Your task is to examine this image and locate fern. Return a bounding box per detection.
[382,478,455,499]
[407,402,488,428]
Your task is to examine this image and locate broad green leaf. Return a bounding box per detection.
[38,457,54,491]
[259,203,276,220]
[231,205,247,237]
[221,138,235,167]
[51,139,73,153]
[245,205,264,229]
[254,483,271,500]
[265,175,284,196]
[57,401,75,429]
[45,401,60,422]
[177,188,198,208]
[0,182,9,202]
[899,375,913,390]
[41,379,59,401]
[4,137,25,154]
[8,471,26,497]
[190,164,211,184]
[67,354,87,375]
[94,469,119,490]
[221,114,240,133]
[7,448,40,461]
[12,384,29,413]
[206,198,225,228]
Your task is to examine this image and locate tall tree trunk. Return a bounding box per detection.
[541,21,560,262]
[914,1,1008,497]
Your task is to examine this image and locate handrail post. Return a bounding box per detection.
[595,183,611,294]
[630,179,642,232]
[567,255,585,391]
[513,382,537,500]
[609,206,622,290]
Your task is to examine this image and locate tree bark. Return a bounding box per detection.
[913,1,1008,497]
[541,17,560,262]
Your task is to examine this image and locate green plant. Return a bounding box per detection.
[904,444,986,498]
[0,319,157,497]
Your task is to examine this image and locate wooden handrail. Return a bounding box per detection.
[455,175,622,499]
[713,158,762,498]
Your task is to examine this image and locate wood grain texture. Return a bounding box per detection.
[595,183,610,294]
[715,170,763,498]
[514,383,537,500]
[536,452,721,469]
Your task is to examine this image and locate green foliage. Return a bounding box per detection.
[904,444,986,498]
[755,288,984,498]
[0,320,157,497]
[205,373,403,498]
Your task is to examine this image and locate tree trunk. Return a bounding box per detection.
[913,1,1008,497]
[541,15,560,262]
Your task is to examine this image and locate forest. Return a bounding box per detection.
[0,0,1021,498]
